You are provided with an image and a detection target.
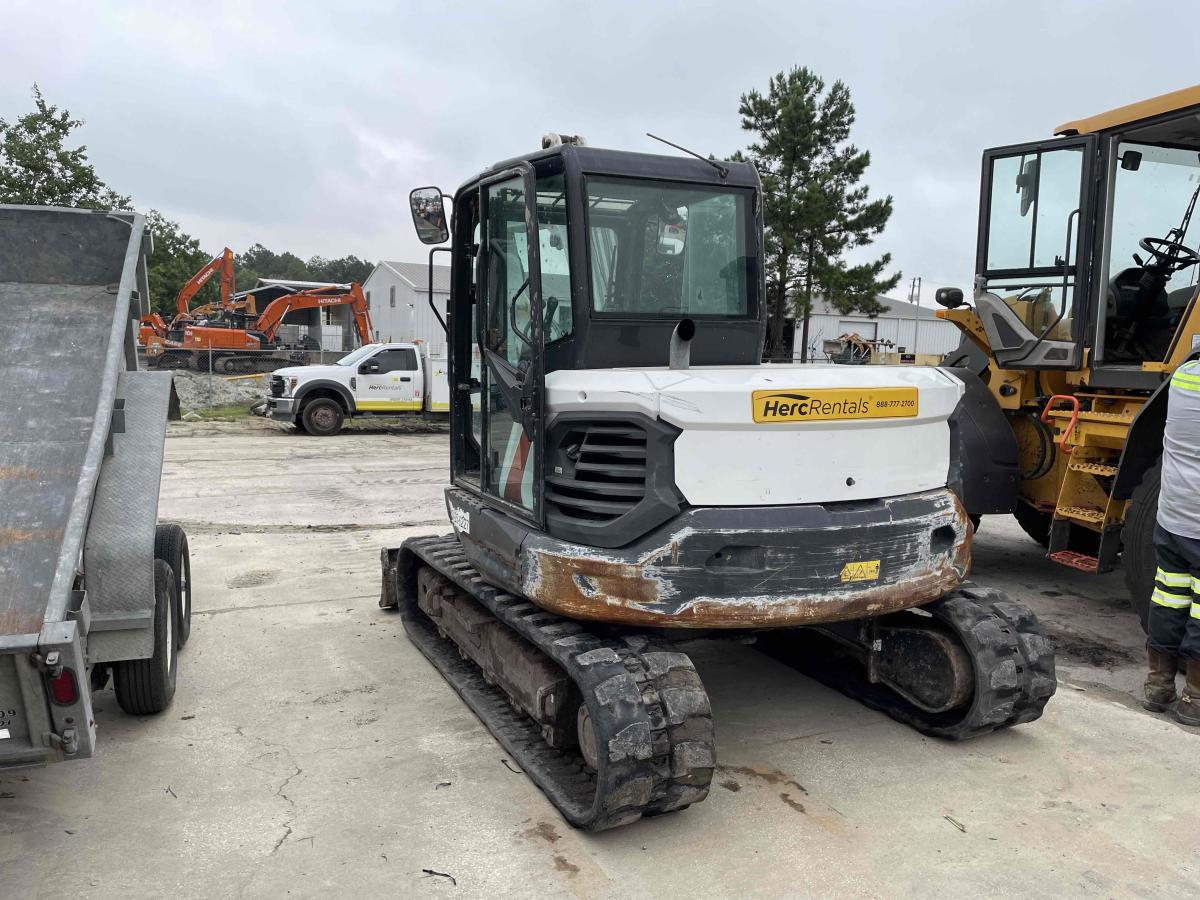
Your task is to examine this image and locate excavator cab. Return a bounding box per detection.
[412,136,763,531]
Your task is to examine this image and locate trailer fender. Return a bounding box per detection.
[293,380,356,415]
[942,367,1019,516]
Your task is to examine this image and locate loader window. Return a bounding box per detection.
[585,178,752,317]
[985,146,1084,273]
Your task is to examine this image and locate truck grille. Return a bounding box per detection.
[269,375,285,398]
[546,423,647,523]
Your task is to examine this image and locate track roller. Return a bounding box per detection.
[383,535,715,831]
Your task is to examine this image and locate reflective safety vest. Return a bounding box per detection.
[1159,359,1200,539]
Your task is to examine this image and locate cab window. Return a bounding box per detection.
[370,348,417,373]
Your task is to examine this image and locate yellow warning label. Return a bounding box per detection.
[840,560,881,583]
[751,387,918,423]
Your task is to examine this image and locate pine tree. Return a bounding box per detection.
[738,67,900,360]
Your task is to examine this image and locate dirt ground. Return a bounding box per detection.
[1,417,1197,899]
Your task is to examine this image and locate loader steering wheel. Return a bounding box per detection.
[1139,236,1200,273]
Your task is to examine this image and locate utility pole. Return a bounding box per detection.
[907,276,922,358]
[800,237,815,363]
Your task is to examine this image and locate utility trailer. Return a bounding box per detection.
[0,205,192,769]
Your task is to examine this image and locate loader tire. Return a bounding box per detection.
[301,398,344,436]
[113,561,178,715]
[1122,461,1159,632]
[1013,500,1051,548]
[154,524,192,648]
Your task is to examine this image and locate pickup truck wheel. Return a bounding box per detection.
[113,560,178,715]
[302,398,344,436]
[154,523,192,648]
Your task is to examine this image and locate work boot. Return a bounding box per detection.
[1174,660,1200,727]
[1144,647,1179,712]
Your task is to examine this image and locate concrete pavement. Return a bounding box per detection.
[1,419,1196,899]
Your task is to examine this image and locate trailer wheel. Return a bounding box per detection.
[113,560,178,715]
[1122,461,1159,632]
[302,398,344,436]
[155,523,192,648]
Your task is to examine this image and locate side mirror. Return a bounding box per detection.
[1016,158,1039,217]
[935,287,965,309]
[360,360,380,374]
[1119,150,1142,172]
[410,187,449,245]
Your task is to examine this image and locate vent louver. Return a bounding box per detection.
[546,423,647,523]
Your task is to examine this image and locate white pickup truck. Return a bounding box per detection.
[263,342,449,436]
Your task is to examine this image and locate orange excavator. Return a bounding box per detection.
[149,283,375,373]
[138,248,236,348]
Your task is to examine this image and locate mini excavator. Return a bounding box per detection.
[380,134,1055,831]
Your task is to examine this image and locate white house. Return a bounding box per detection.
[793,295,961,361]
[361,261,451,354]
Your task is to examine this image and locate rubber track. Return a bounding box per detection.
[767,584,1057,740]
[392,535,715,831]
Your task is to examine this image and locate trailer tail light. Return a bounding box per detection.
[48,668,79,706]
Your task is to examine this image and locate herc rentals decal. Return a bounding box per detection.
[751,387,918,423]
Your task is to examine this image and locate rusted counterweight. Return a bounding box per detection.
[449,487,973,630]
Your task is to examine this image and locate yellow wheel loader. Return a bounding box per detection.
[937,85,1200,627]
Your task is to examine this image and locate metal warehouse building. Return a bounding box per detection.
[795,295,960,361]
[361,261,451,353]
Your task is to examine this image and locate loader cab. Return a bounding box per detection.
[971,87,1200,388]
[411,139,764,529]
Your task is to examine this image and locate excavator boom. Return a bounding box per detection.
[254,283,374,344]
[174,247,235,319]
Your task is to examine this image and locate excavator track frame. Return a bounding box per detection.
[762,585,1056,739]
[382,535,715,832]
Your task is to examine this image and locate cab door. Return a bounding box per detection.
[474,167,545,522]
[975,135,1097,368]
[354,346,420,412]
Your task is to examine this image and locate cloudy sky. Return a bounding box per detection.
[2,1,1194,302]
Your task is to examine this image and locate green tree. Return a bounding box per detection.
[145,210,214,316]
[737,67,899,361]
[0,84,130,209]
[308,254,374,284]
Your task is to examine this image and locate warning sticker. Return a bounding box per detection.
[840,560,881,583]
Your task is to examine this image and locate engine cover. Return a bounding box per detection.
[545,364,964,507]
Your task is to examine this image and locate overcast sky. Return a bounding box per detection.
[2,1,1194,303]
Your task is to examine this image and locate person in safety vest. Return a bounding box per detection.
[1144,357,1200,726]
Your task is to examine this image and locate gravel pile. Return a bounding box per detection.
[172,371,268,409]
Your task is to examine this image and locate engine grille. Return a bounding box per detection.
[269,375,285,398]
[546,423,647,523]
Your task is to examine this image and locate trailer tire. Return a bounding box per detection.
[155,523,192,648]
[301,397,344,436]
[1122,461,1159,632]
[113,560,178,715]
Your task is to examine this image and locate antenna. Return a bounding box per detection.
[646,133,729,179]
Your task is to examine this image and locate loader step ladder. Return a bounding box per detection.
[1041,393,1130,575]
